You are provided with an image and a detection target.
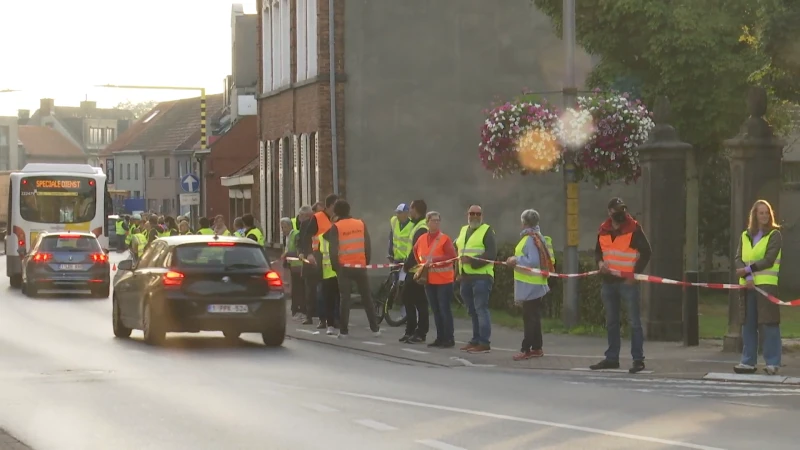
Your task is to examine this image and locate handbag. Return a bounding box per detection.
[413,234,443,285]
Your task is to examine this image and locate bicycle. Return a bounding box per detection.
[373,266,408,327]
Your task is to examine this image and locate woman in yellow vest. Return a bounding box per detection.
[734,199,783,375]
[506,209,553,360]
[318,233,341,336]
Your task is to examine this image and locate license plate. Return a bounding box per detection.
[207,304,248,313]
[59,264,83,271]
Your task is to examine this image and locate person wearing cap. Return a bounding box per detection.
[388,203,413,265]
[591,197,652,374]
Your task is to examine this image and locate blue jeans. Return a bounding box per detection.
[741,289,782,367]
[601,282,644,362]
[425,283,455,343]
[460,278,493,346]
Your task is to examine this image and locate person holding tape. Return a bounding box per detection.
[299,196,338,326]
[400,199,432,344]
[734,199,783,375]
[592,197,652,374]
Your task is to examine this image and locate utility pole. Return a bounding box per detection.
[562,0,580,328]
[95,84,208,224]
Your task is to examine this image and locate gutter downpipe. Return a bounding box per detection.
[328,0,339,195]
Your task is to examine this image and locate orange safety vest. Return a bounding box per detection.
[598,232,639,273]
[415,232,455,285]
[311,211,332,252]
[336,218,367,266]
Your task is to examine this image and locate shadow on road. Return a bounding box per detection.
[110,334,290,354]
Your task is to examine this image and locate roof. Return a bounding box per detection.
[29,106,135,145]
[227,155,259,177]
[103,94,224,155]
[17,126,86,158]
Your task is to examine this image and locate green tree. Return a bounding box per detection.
[748,0,800,104]
[114,100,159,120]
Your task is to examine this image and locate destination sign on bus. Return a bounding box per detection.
[21,176,90,191]
[35,179,82,189]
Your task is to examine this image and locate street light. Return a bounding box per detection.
[95,84,209,223]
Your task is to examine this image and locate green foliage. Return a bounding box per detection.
[747,0,800,103]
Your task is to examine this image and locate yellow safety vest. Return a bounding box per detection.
[319,234,336,279]
[513,235,548,285]
[234,230,245,237]
[544,235,556,265]
[739,229,781,286]
[196,228,214,235]
[286,229,302,268]
[131,232,147,256]
[115,220,126,236]
[454,224,494,277]
[125,224,138,245]
[246,227,265,246]
[291,217,299,230]
[390,216,413,260]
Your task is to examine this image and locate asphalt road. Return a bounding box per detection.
[0,253,798,450]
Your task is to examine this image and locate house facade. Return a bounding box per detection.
[255,0,642,261]
[0,116,21,170]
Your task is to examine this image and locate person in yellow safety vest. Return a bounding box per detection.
[242,213,265,245]
[318,232,341,335]
[733,199,784,375]
[214,215,232,236]
[115,216,129,252]
[195,217,215,235]
[178,220,193,235]
[125,214,142,249]
[130,222,149,264]
[400,199,430,344]
[388,202,413,265]
[163,216,179,236]
[233,217,246,237]
[454,204,497,354]
[506,209,554,360]
[281,217,304,317]
[298,195,338,326]
[592,197,652,374]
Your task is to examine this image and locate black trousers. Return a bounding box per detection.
[337,268,379,334]
[290,271,303,314]
[403,278,429,338]
[321,276,340,327]
[302,264,320,318]
[521,299,543,352]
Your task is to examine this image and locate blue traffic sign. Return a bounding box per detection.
[180,174,200,193]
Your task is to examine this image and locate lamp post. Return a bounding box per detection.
[562,0,580,327]
[95,84,208,222]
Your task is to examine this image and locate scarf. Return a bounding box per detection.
[522,226,554,272]
[598,214,638,235]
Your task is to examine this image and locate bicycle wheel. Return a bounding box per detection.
[383,281,408,327]
[372,278,391,325]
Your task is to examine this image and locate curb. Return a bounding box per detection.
[704,372,800,385]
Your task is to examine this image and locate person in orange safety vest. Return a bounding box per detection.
[591,197,652,375]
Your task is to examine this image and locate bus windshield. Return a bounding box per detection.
[19,176,97,224]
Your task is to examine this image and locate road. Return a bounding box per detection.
[0,253,798,450]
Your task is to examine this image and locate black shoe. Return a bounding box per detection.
[589,360,620,370]
[629,360,646,374]
[399,335,412,343]
[408,336,426,344]
[440,340,455,348]
[427,341,443,348]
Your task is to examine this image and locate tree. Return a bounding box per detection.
[114,100,159,120]
[748,0,800,104]
[531,0,794,271]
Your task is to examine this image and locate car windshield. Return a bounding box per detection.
[38,235,101,252]
[174,243,269,269]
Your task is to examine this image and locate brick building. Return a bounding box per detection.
[256,0,643,261]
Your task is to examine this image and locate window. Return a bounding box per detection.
[104,128,115,144]
[19,176,97,224]
[301,134,311,205]
[38,235,101,252]
[280,0,290,86]
[164,158,170,177]
[174,243,268,269]
[313,132,320,201]
[89,127,104,145]
[0,125,10,171]
[296,0,318,81]
[293,135,300,213]
[271,1,281,91]
[134,190,141,198]
[134,163,139,180]
[126,163,130,180]
[266,0,291,91]
[265,141,275,243]
[148,158,155,177]
[278,138,285,218]
[162,199,171,214]
[262,3,273,92]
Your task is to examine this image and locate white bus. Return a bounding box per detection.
[5,163,112,288]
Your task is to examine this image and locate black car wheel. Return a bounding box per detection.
[112,295,132,338]
[10,275,22,289]
[261,303,287,347]
[142,301,165,345]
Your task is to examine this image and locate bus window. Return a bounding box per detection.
[19,176,97,224]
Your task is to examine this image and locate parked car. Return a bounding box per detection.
[112,234,286,346]
[21,232,111,298]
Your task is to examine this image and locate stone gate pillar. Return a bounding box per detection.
[722,87,784,352]
[638,97,692,341]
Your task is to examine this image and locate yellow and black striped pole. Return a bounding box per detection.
[200,88,207,150]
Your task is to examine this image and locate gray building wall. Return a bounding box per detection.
[112,152,145,197]
[233,15,258,89]
[145,153,179,215]
[0,117,21,170]
[343,0,641,262]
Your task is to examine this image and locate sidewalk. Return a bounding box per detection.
[0,429,31,450]
[287,307,800,385]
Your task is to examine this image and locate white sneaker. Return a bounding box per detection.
[733,363,756,374]
[326,326,335,335]
[765,365,780,375]
[372,329,382,338]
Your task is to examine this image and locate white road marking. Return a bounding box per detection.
[353,419,397,431]
[416,439,467,450]
[302,403,339,413]
[570,368,654,374]
[402,348,429,355]
[449,357,496,368]
[362,341,385,346]
[704,373,787,384]
[784,377,800,385]
[687,359,739,364]
[295,329,317,335]
[336,391,724,450]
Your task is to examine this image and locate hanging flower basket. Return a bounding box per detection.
[478,90,654,186]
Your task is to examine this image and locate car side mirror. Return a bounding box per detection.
[117,260,133,271]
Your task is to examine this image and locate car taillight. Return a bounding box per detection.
[90,253,108,264]
[162,270,184,287]
[13,226,25,249]
[32,253,53,263]
[207,242,235,246]
[58,234,80,239]
[265,271,283,288]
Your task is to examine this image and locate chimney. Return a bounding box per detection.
[40,98,54,117]
[80,100,97,116]
[18,109,30,125]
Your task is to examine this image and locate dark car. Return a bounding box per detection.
[112,234,286,346]
[21,232,111,298]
